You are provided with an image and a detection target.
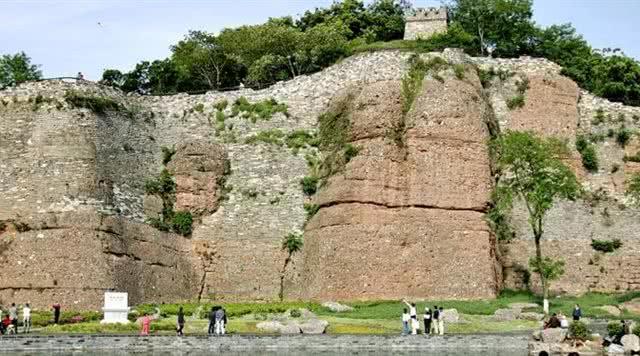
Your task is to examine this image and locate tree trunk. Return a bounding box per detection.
[534,232,549,314]
[279,255,291,302]
[478,25,485,56]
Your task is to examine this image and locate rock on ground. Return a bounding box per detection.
[442,309,460,323]
[494,308,519,321]
[256,321,301,334]
[322,302,354,312]
[599,305,622,316]
[298,319,329,334]
[541,328,567,344]
[622,298,640,314]
[519,312,545,321]
[621,334,640,353]
[508,302,539,310]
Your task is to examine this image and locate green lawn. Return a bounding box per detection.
[31,290,640,335]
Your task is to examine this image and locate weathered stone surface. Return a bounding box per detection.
[322,302,354,312]
[256,321,301,334]
[298,318,329,334]
[255,318,328,334]
[599,305,622,316]
[622,299,640,315]
[442,309,460,323]
[622,334,640,353]
[298,71,501,301]
[519,312,545,321]
[166,141,229,217]
[541,328,567,344]
[509,302,539,310]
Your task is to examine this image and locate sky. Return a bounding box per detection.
[1,0,639,80]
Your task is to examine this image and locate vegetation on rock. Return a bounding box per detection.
[230,97,288,122]
[280,232,303,301]
[64,90,133,117]
[575,135,599,172]
[591,239,623,253]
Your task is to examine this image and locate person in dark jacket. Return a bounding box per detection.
[52,303,61,324]
[423,307,432,336]
[572,304,582,321]
[176,306,185,336]
[431,306,440,335]
[208,307,217,335]
[545,313,561,329]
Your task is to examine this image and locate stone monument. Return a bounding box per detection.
[404,7,448,40]
[101,292,130,324]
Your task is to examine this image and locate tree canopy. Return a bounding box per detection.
[0,52,42,89]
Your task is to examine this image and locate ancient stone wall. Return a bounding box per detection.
[2,50,639,308]
[404,7,448,40]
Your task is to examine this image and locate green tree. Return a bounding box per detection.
[279,232,303,301]
[0,52,42,88]
[448,0,536,57]
[492,131,580,314]
[99,69,125,88]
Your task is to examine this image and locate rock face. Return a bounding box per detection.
[622,334,640,353]
[298,68,501,301]
[541,328,567,344]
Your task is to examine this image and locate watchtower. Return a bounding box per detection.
[404,7,448,40]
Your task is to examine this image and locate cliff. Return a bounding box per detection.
[1,49,639,309]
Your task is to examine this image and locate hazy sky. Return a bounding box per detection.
[1,0,639,80]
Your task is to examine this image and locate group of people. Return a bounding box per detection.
[544,304,582,329]
[0,302,62,335]
[138,305,227,336]
[402,300,445,336]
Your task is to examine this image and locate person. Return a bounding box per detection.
[545,313,561,329]
[403,300,418,335]
[401,308,410,335]
[8,303,18,334]
[411,316,420,335]
[423,307,432,336]
[176,306,185,336]
[22,303,31,333]
[572,304,582,321]
[0,314,7,334]
[140,313,152,336]
[208,306,217,335]
[559,313,569,329]
[52,303,61,324]
[438,306,445,335]
[215,307,226,335]
[76,72,84,82]
[1,314,12,335]
[431,306,440,335]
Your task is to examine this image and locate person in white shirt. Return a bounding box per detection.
[559,313,569,329]
[403,299,419,334]
[401,308,410,335]
[438,306,445,335]
[22,303,31,333]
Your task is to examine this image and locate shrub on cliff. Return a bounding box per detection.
[591,239,622,253]
[300,176,319,196]
[575,135,599,172]
[171,211,193,236]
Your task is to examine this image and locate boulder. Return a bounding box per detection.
[607,343,625,354]
[599,305,622,317]
[298,319,329,334]
[256,321,301,334]
[322,302,354,312]
[621,334,640,353]
[508,302,539,310]
[541,328,567,344]
[622,298,640,315]
[532,330,542,341]
[494,308,519,321]
[519,312,545,321]
[442,309,460,323]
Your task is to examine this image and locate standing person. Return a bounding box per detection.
[423,307,432,336]
[140,313,152,336]
[208,307,217,335]
[76,72,84,82]
[52,303,61,324]
[22,303,31,333]
[438,306,445,335]
[8,303,18,334]
[176,306,185,336]
[215,307,226,335]
[401,308,410,335]
[572,304,582,321]
[431,306,440,335]
[403,300,418,335]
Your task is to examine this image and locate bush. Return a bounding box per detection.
[453,64,465,80]
[300,176,319,196]
[344,144,359,163]
[607,321,624,337]
[591,239,623,253]
[576,135,599,172]
[506,95,525,110]
[615,126,632,147]
[231,97,288,122]
[161,146,176,165]
[303,203,320,220]
[569,320,590,340]
[64,90,130,117]
[289,309,302,318]
[171,211,193,236]
[213,99,228,111]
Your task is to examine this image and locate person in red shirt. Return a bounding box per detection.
[1,314,12,334]
[140,313,152,336]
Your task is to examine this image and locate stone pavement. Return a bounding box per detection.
[0,334,528,353]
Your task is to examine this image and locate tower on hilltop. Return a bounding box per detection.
[404,7,448,40]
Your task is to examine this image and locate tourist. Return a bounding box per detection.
[52,303,61,324]
[438,306,445,335]
[559,313,569,329]
[401,308,410,335]
[572,304,582,321]
[140,313,152,336]
[215,306,226,335]
[403,300,418,335]
[22,303,31,333]
[8,303,18,334]
[176,306,185,336]
[544,313,561,329]
[431,306,440,335]
[76,72,84,82]
[423,307,432,336]
[411,316,420,335]
[1,313,12,335]
[208,306,217,335]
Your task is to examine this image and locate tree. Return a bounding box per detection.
[99,69,125,88]
[0,52,42,88]
[492,131,581,314]
[279,232,303,301]
[448,0,535,57]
